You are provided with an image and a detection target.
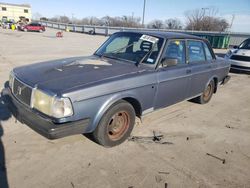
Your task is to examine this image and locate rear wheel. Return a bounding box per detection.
[193,80,215,104]
[93,100,135,147]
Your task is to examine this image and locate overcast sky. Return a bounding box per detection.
[3,0,250,32]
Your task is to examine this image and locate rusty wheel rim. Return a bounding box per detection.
[107,111,130,141]
[203,84,212,101]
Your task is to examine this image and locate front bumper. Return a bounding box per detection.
[229,59,250,72]
[1,88,90,139]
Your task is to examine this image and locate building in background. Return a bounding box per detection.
[0,2,31,22]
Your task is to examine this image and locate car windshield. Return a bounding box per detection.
[95,32,164,65]
[239,39,250,50]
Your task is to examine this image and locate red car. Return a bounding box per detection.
[20,23,45,32]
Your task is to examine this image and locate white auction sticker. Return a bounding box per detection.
[140,35,159,43]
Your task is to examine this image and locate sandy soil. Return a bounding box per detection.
[0,28,250,188]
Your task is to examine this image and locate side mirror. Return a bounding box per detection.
[161,58,178,67]
[233,45,238,49]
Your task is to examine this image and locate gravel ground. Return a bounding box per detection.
[0,28,250,188]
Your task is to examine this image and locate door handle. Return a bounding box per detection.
[186,69,192,74]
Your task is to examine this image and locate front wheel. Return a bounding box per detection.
[93,100,135,147]
[193,80,215,104]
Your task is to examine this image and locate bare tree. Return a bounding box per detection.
[165,18,182,29]
[185,8,229,31]
[101,16,112,26]
[40,17,48,21]
[47,14,141,28]
[100,15,141,27]
[147,19,164,29]
[80,18,91,25]
[49,16,59,22]
[50,16,70,23]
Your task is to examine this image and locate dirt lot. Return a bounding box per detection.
[0,28,250,188]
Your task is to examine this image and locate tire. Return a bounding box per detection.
[39,29,43,33]
[93,100,135,147]
[193,80,215,104]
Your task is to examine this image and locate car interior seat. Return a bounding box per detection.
[140,41,153,52]
[165,43,182,64]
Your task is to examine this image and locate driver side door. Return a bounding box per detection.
[154,39,192,109]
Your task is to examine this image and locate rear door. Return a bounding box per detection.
[154,39,192,109]
[187,40,216,97]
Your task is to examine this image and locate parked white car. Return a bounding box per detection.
[225,38,250,72]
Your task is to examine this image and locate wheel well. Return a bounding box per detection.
[122,97,142,118]
[213,77,218,93]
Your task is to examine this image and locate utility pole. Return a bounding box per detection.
[227,14,235,44]
[142,0,146,27]
[71,13,74,24]
[229,14,235,31]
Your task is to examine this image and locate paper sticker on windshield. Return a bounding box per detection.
[147,58,154,63]
[140,35,159,43]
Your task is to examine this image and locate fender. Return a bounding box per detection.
[90,91,142,132]
[205,75,219,93]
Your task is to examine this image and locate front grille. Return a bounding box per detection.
[231,64,250,71]
[13,78,32,106]
[230,55,250,62]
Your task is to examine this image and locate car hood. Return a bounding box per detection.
[13,56,149,94]
[231,49,250,56]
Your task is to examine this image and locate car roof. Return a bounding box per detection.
[120,30,202,40]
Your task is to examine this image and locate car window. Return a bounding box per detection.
[187,40,206,63]
[95,32,164,65]
[163,40,186,65]
[203,43,213,60]
[106,36,130,52]
[239,39,250,50]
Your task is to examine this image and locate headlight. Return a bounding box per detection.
[226,50,232,57]
[9,71,14,91]
[31,89,73,118]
